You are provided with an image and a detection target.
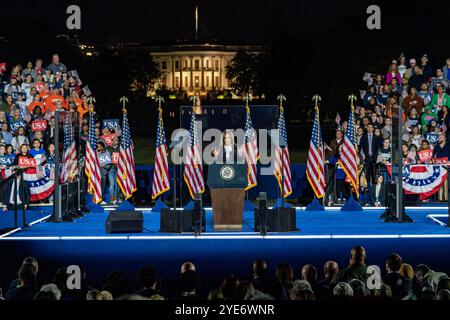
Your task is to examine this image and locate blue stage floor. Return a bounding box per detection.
[0,206,449,291]
[1,207,449,238]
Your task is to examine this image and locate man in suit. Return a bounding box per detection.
[359,123,382,186]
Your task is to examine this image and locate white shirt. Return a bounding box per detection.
[224,145,233,161]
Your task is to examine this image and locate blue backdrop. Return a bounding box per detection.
[135,164,307,204]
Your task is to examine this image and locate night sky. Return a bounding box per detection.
[1,0,378,45]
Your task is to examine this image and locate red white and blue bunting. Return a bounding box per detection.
[23,163,55,202]
[400,165,448,200]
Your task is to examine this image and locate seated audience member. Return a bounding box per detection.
[383,254,412,299]
[415,264,448,294]
[136,265,162,299]
[251,259,276,297]
[348,279,370,298]
[174,270,202,300]
[5,263,38,300]
[289,280,315,300]
[332,282,353,298]
[101,271,131,299]
[274,264,294,300]
[34,284,61,301]
[318,261,339,297]
[330,246,368,287]
[301,264,325,299]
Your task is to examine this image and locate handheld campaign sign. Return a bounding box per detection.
[426,132,439,145]
[18,157,37,168]
[0,155,15,166]
[98,152,112,167]
[103,119,120,130]
[35,82,45,92]
[101,134,116,146]
[435,157,448,165]
[31,119,47,132]
[111,152,119,164]
[417,150,433,163]
[10,120,27,133]
[11,92,26,101]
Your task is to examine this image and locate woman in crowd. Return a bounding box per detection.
[371,175,386,207]
[12,127,29,152]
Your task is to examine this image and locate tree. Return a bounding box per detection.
[225,50,261,97]
[122,51,161,97]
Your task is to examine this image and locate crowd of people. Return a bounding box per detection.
[0,54,124,208]
[326,54,450,206]
[1,246,449,301]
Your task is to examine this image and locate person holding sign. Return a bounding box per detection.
[107,136,120,204]
[418,140,433,164]
[96,141,111,204]
[0,144,14,207]
[433,134,449,202]
[3,144,33,210]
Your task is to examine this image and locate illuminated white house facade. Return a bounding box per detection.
[149,43,261,96]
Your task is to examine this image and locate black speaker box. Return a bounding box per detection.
[105,211,144,234]
[254,207,297,232]
[160,208,206,233]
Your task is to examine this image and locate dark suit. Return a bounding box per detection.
[359,133,382,185]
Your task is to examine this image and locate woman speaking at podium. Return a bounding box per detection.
[211,130,244,164]
[209,129,247,231]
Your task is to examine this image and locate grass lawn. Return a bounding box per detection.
[133,136,309,165]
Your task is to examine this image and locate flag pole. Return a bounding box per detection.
[347,94,359,200]
[277,94,286,206]
[312,94,322,204]
[243,93,252,202]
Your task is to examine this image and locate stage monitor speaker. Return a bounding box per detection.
[160,208,206,233]
[254,207,297,232]
[105,211,143,234]
[60,183,69,217]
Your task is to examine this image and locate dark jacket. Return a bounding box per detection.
[383,272,412,299]
[5,284,37,301]
[370,183,386,206]
[330,263,368,287]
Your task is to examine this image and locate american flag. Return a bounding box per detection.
[151,108,170,199]
[244,106,259,190]
[183,108,205,199]
[117,110,137,199]
[61,114,78,183]
[274,106,292,197]
[85,112,102,204]
[306,106,325,198]
[338,106,359,195]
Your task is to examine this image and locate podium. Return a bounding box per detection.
[207,163,247,231]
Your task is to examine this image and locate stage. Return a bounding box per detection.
[0,205,449,290]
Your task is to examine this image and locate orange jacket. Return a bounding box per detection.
[28,101,46,114]
[45,95,65,112]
